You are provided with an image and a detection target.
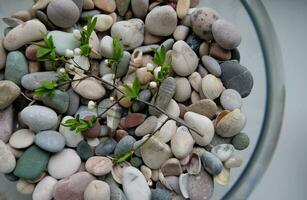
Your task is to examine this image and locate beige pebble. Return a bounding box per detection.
[16,180,36,195]
[176,0,190,19]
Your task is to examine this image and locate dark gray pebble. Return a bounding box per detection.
[95,138,117,156]
[76,140,94,161]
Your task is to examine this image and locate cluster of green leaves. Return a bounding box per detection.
[34,80,58,97]
[123,79,141,101]
[57,72,71,83]
[62,114,97,133]
[80,17,97,56]
[112,149,135,164]
[109,37,124,65]
[35,32,57,61]
[152,45,172,83]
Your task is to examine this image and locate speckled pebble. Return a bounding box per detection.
[231,132,250,150]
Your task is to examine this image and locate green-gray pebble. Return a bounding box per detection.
[76,140,94,161]
[4,51,28,85]
[231,132,250,150]
[130,157,143,168]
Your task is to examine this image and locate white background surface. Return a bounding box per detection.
[0,0,306,199]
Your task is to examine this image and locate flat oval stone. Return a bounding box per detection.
[114,136,136,156]
[116,51,131,78]
[173,25,189,41]
[191,7,220,40]
[72,76,106,100]
[67,89,80,116]
[48,149,81,179]
[9,129,34,149]
[42,90,69,114]
[4,51,28,85]
[132,89,151,112]
[220,60,254,98]
[171,126,194,159]
[35,131,66,153]
[212,19,241,50]
[122,167,151,200]
[231,132,250,150]
[188,99,217,119]
[47,0,80,28]
[32,176,58,200]
[145,5,177,36]
[93,0,116,13]
[94,14,113,32]
[84,180,111,200]
[0,140,16,173]
[36,10,58,30]
[141,137,172,169]
[111,19,144,50]
[0,106,13,142]
[59,116,84,147]
[14,145,50,180]
[201,151,223,175]
[0,80,20,110]
[153,120,177,143]
[3,19,47,51]
[53,172,95,200]
[215,109,246,137]
[172,40,199,76]
[120,113,146,129]
[47,31,81,56]
[100,35,114,58]
[201,55,221,77]
[176,0,190,19]
[95,138,117,156]
[174,77,191,102]
[116,0,130,16]
[188,167,214,200]
[224,155,243,168]
[209,42,231,61]
[76,140,94,161]
[135,116,158,137]
[131,0,149,18]
[220,89,242,111]
[85,156,112,176]
[21,71,58,90]
[20,105,58,133]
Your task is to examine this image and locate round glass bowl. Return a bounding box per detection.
[0,0,285,199]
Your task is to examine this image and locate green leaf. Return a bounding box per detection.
[123,79,141,101]
[61,115,97,134]
[41,80,57,90]
[109,37,124,65]
[152,45,167,66]
[79,17,97,56]
[80,44,91,56]
[112,149,134,164]
[36,47,51,58]
[132,79,141,95]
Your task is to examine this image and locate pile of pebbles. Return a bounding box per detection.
[0,0,253,199]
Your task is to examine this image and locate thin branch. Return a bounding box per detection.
[20,92,33,102]
[96,96,125,118]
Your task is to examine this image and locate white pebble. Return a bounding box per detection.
[65,49,74,58]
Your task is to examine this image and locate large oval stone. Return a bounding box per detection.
[35,130,66,153]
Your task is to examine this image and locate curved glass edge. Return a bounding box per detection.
[222,0,286,199]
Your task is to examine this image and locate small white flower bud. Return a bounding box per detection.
[73,29,81,40]
[149,81,157,88]
[74,48,81,55]
[88,101,96,109]
[59,68,66,74]
[65,49,74,58]
[146,63,155,72]
[110,96,115,101]
[66,65,75,72]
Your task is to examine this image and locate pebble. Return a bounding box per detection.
[140,137,172,169]
[0,140,16,173]
[188,167,214,200]
[72,75,106,100]
[191,7,220,40]
[4,51,28,85]
[145,5,177,36]
[151,188,169,200]
[212,19,241,50]
[172,40,199,76]
[201,55,221,77]
[85,156,112,176]
[209,42,231,61]
[231,132,250,150]
[135,116,158,137]
[131,0,149,18]
[81,10,101,20]
[224,155,243,168]
[116,0,130,16]
[87,137,100,148]
[199,42,210,57]
[184,111,214,146]
[66,89,79,115]
[214,167,230,186]
[25,44,39,61]
[84,180,111,200]
[231,48,241,61]
[173,25,189,41]
[83,0,95,9]
[36,10,57,30]
[42,90,69,114]
[48,149,81,179]
[32,176,57,200]
[0,37,6,70]
[83,116,101,138]
[188,72,201,92]
[201,74,225,100]
[211,144,234,162]
[132,89,151,112]
[16,180,35,195]
[100,36,114,58]
[153,120,177,143]
[122,167,151,200]
[76,140,94,161]
[21,71,58,90]
[104,174,128,200]
[0,80,20,110]
[165,99,180,118]
[136,67,154,85]
[149,77,176,117]
[186,33,202,53]
[114,135,136,156]
[93,0,116,13]
[144,30,163,45]
[47,0,80,28]
[161,158,182,176]
[94,14,113,32]
[59,116,84,147]
[14,145,50,180]
[111,19,144,50]
[174,77,191,102]
[179,173,189,199]
[220,89,242,111]
[72,0,84,11]
[215,109,246,137]
[20,105,58,133]
[32,0,51,10]
[201,151,224,175]
[163,176,181,194]
[220,61,254,98]
[116,51,131,78]
[47,31,81,56]
[3,19,47,51]
[53,172,95,200]
[4,172,19,182]
[35,131,66,153]
[0,106,13,143]
[9,129,34,149]
[120,113,146,129]
[188,99,217,119]
[171,126,194,159]
[2,17,23,27]
[130,157,143,168]
[176,0,190,19]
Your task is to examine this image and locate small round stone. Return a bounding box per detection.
[201,55,221,77]
[200,151,223,176]
[220,89,242,111]
[9,129,35,149]
[85,156,113,176]
[174,77,191,102]
[95,138,117,156]
[231,132,250,150]
[84,180,111,200]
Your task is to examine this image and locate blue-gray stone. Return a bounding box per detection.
[4,51,28,85]
[100,125,110,137]
[186,34,202,53]
[76,140,94,161]
[159,39,175,51]
[42,90,69,114]
[4,172,19,182]
[80,10,101,21]
[201,55,221,77]
[200,151,223,176]
[132,89,151,112]
[114,136,136,156]
[67,88,80,115]
[20,105,58,133]
[97,99,116,119]
[130,157,143,168]
[116,51,131,78]
[47,31,81,56]
[105,174,128,200]
[35,131,66,153]
[72,0,83,12]
[151,188,170,200]
[95,138,117,156]
[21,71,58,90]
[220,60,253,98]
[75,105,97,118]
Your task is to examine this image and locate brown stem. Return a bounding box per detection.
[20,92,33,102]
